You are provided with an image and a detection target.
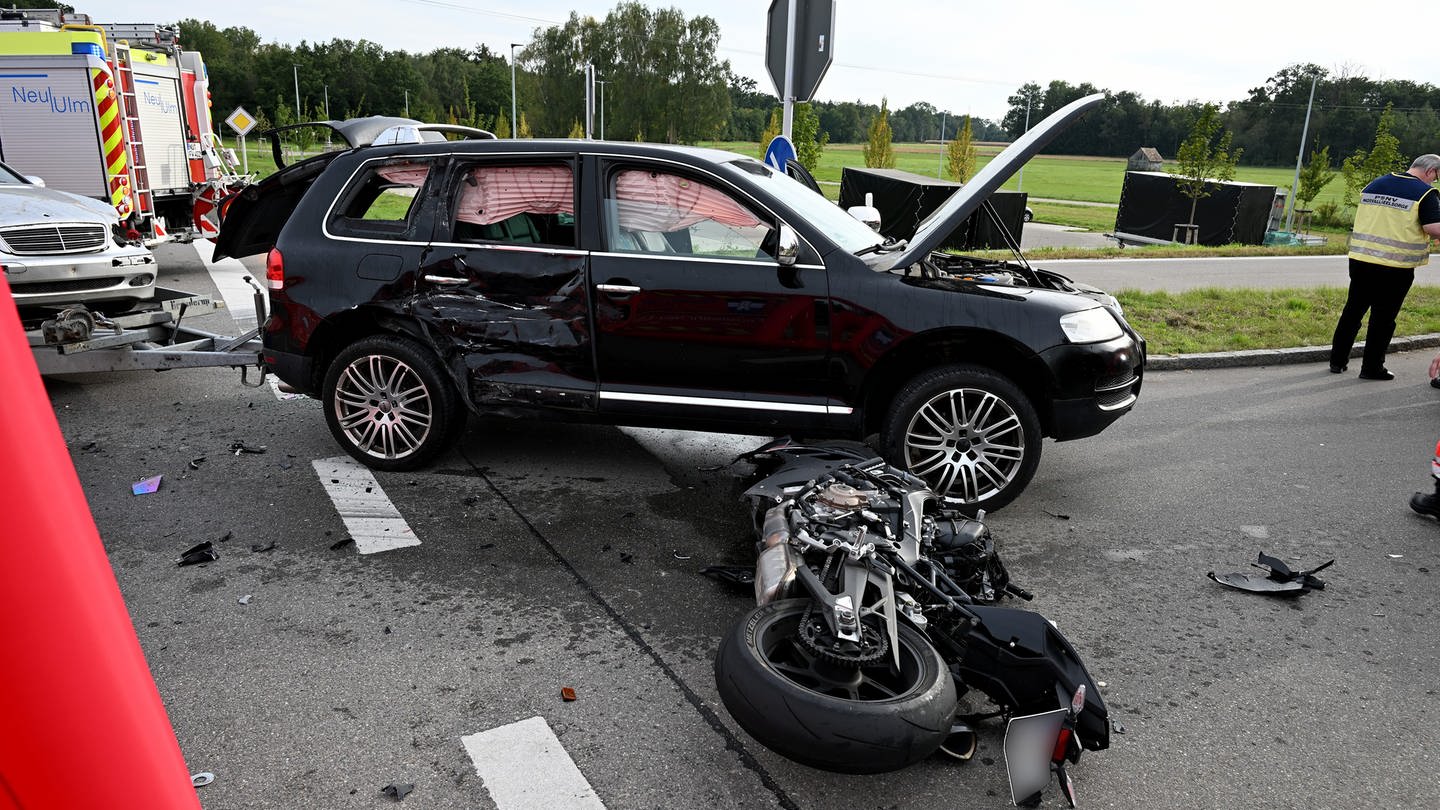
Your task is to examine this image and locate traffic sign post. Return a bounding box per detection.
[226,106,257,174]
[765,0,835,140]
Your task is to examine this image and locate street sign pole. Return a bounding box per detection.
[782,0,797,140]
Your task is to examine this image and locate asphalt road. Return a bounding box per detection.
[34,245,1440,809]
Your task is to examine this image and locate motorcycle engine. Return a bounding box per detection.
[926,514,1011,604]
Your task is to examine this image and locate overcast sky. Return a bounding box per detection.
[108,0,1433,123]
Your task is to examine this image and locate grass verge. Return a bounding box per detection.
[1116,286,1440,356]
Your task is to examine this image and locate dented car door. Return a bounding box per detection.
[414,157,595,413]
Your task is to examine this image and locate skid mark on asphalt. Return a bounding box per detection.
[312,456,420,553]
[461,716,606,809]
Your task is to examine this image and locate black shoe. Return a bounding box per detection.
[1358,368,1395,381]
[1431,377,1440,389]
[1411,492,1440,519]
[1329,363,1347,374]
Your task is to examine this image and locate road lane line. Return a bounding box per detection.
[312,456,420,554]
[191,241,259,330]
[461,716,606,810]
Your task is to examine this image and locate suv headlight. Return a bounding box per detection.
[1059,307,1123,343]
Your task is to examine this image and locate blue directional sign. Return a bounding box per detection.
[764,135,797,172]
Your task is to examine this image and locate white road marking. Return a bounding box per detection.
[312,456,420,554]
[461,716,606,810]
[191,241,260,330]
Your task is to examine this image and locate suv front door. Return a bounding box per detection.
[588,157,838,430]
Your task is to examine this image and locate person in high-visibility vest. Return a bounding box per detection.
[1330,154,1440,381]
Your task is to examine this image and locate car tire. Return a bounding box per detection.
[321,334,464,471]
[881,364,1041,513]
[1023,208,1034,222]
[714,599,956,774]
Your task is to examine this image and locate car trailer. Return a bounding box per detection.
[25,283,266,382]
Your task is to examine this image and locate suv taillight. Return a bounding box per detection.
[266,248,284,290]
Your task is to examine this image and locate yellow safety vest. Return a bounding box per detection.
[1348,175,1434,268]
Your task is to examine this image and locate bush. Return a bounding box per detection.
[1311,201,1351,229]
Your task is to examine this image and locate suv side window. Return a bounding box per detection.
[449,163,576,248]
[328,159,433,238]
[606,168,774,259]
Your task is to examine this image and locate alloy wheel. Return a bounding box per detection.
[901,386,1025,504]
[332,353,434,461]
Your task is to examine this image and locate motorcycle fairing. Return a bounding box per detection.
[956,605,1110,752]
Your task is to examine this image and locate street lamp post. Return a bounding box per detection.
[510,43,522,138]
[596,80,607,141]
[292,64,300,120]
[937,111,947,178]
[404,89,409,118]
[1284,73,1320,236]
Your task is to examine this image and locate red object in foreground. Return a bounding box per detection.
[0,277,200,809]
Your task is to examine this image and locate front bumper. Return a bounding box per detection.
[3,246,157,308]
[1039,331,1145,441]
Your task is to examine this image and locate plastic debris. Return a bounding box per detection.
[188,457,206,471]
[132,475,162,495]
[176,541,218,566]
[380,783,414,802]
[1208,552,1334,596]
[229,441,267,455]
[190,772,214,787]
[237,594,252,605]
[619,552,634,565]
[700,565,755,589]
[250,541,277,553]
[561,687,578,701]
[1043,510,1070,521]
[673,551,692,560]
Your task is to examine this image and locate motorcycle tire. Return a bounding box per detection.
[714,599,956,774]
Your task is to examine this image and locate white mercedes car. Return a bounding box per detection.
[0,160,156,309]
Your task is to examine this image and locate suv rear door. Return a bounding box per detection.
[415,156,595,412]
[588,155,837,429]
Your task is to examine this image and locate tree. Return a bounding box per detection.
[946,116,977,182]
[1341,103,1405,209]
[792,103,827,171]
[516,113,532,138]
[1296,143,1337,209]
[1174,104,1242,231]
[493,110,512,139]
[864,98,895,169]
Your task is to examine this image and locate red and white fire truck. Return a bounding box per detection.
[0,8,248,243]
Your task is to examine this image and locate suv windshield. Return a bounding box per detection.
[721,159,884,255]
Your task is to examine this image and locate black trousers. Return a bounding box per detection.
[1330,258,1416,371]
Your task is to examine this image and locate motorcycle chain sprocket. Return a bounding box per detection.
[798,602,889,668]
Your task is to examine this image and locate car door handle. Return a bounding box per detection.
[596,283,641,294]
[424,275,467,285]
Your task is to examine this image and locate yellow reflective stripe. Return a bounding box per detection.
[1350,243,1429,265]
[1351,230,1428,253]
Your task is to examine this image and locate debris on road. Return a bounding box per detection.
[190,772,214,787]
[561,687,578,701]
[700,565,754,590]
[229,441,267,455]
[1208,551,1334,596]
[250,541,277,553]
[237,594,252,605]
[132,475,162,495]
[380,782,414,801]
[188,457,206,471]
[176,541,218,566]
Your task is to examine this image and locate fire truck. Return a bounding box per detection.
[0,8,248,243]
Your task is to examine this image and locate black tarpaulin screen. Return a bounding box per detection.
[1114,171,1277,246]
[838,167,1027,250]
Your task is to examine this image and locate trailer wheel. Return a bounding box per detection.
[321,335,463,471]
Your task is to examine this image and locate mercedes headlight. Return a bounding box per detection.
[1059,307,1123,343]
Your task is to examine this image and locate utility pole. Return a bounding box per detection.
[937,111,947,178]
[596,80,607,140]
[510,43,522,138]
[292,64,300,121]
[1284,72,1320,236]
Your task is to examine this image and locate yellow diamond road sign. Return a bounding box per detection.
[226,107,257,136]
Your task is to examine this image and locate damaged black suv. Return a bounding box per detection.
[217,95,1143,512]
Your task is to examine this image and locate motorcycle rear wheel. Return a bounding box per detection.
[715,599,956,773]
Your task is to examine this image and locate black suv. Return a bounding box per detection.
[218,96,1143,512]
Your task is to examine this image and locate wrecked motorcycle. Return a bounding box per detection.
[713,441,1109,806]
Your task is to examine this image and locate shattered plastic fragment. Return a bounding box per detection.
[237,594,252,605]
[188,457,206,471]
[561,687,578,701]
[229,441,267,455]
[673,551,692,560]
[1043,510,1070,521]
[132,475,162,495]
[176,541,218,566]
[251,542,277,553]
[700,565,755,588]
[380,783,414,801]
[619,552,634,565]
[1208,551,1334,596]
[190,772,214,787]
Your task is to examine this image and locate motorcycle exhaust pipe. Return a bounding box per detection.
[754,505,797,605]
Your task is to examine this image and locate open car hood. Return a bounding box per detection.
[877,93,1105,271]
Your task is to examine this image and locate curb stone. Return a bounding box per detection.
[1147,333,1440,371]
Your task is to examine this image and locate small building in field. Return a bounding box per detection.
[1128,147,1164,172]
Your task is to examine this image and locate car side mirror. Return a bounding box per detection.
[777,224,799,267]
[24,175,45,187]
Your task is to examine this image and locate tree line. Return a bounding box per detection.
[160,5,1440,169]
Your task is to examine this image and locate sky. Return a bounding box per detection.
[100,0,1435,123]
